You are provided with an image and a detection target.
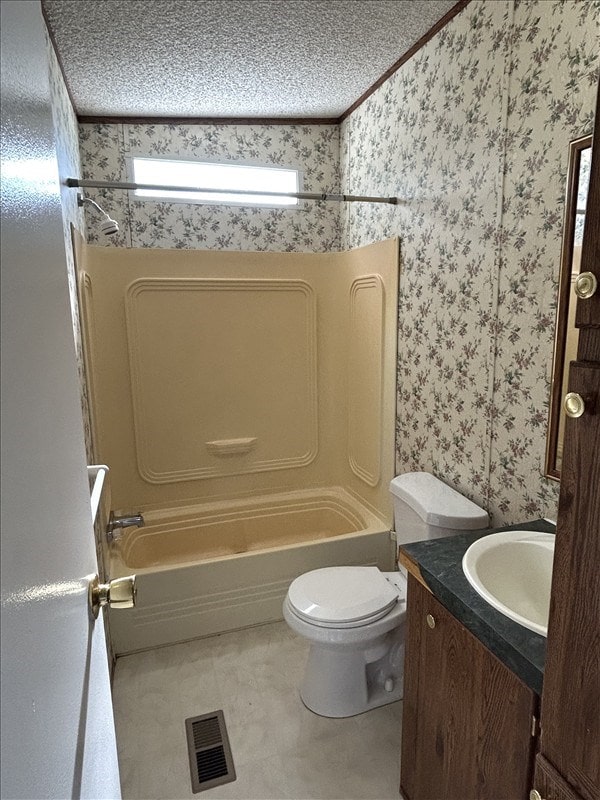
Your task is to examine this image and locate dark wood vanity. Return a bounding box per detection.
[398,519,549,800]
[401,575,537,799]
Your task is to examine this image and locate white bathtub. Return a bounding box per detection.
[108,487,393,655]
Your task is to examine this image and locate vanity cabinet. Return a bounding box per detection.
[400,574,537,800]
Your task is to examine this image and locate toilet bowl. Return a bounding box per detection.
[283,567,406,717]
[283,472,489,718]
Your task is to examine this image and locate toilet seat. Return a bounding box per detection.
[287,566,401,628]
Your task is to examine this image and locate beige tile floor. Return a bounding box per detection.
[112,621,403,800]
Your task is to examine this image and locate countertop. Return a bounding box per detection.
[399,518,556,696]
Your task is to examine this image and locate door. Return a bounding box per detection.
[534,80,600,800]
[0,2,121,798]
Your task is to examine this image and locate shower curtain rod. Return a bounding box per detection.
[66,178,399,205]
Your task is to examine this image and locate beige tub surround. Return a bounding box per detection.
[76,236,399,651]
[78,237,399,513]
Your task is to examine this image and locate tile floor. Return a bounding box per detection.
[112,621,403,800]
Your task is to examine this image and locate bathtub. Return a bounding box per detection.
[108,487,393,655]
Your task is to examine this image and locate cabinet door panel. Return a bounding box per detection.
[534,755,584,800]
[401,576,536,800]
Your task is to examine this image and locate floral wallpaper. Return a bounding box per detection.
[78,122,341,252]
[341,0,599,524]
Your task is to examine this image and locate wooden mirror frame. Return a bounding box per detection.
[545,134,593,480]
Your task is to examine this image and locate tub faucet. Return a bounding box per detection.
[106,512,144,542]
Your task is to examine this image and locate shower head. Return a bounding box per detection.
[99,216,119,236]
[77,194,119,237]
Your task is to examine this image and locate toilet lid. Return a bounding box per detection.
[287,567,399,625]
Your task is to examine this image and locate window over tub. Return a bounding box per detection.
[129,156,300,207]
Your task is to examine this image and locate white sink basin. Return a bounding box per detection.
[462,530,554,636]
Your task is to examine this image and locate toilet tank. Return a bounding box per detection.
[389,472,489,550]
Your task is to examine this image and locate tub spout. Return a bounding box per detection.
[107,512,144,542]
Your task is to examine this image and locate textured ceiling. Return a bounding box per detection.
[42,0,458,119]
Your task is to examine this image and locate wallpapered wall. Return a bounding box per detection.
[340,0,599,523]
[78,123,341,251]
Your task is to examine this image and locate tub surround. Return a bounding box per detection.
[77,238,398,515]
[77,229,399,653]
[399,518,555,695]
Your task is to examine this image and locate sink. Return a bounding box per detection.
[462,530,554,636]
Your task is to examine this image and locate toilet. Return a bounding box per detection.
[283,472,489,717]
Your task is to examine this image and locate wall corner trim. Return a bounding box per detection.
[338,0,472,123]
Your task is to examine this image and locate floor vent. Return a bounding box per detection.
[185,710,236,793]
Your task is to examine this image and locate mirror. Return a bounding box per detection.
[546,135,592,480]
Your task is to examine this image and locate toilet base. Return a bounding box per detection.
[299,625,405,718]
[300,677,404,718]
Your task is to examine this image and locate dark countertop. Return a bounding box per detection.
[399,518,555,696]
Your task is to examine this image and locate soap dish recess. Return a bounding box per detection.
[205,438,257,457]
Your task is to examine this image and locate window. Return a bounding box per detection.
[130,157,300,207]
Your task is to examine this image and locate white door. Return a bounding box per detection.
[0,2,121,798]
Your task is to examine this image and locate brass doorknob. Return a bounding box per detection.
[88,574,136,618]
[564,392,585,418]
[574,271,598,299]
[529,790,545,800]
[426,613,436,629]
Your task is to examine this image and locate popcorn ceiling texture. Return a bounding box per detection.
[42,0,456,118]
[340,0,600,524]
